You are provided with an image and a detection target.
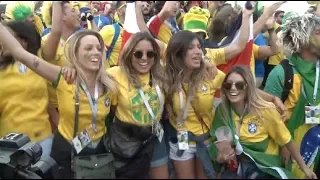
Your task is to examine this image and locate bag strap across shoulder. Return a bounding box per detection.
[181,86,210,132]
[280,59,294,103]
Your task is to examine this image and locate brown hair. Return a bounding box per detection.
[164,30,207,115]
[119,31,166,88]
[220,65,275,122]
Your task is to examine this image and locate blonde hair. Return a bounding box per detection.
[165,30,207,116]
[220,65,275,122]
[64,30,117,93]
[119,32,166,88]
[280,13,320,56]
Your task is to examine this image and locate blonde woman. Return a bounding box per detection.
[209,65,316,179]
[0,22,116,179]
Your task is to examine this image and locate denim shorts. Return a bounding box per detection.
[150,137,168,168]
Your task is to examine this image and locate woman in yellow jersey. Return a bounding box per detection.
[164,30,225,179]
[209,66,316,179]
[106,32,168,179]
[0,23,117,179]
[0,21,52,160]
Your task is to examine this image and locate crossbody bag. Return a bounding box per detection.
[71,81,115,179]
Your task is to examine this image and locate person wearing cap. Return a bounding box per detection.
[264,13,320,178]
[4,1,44,36]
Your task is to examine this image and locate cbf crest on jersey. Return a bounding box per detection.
[104,97,110,107]
[18,63,27,74]
[248,122,257,134]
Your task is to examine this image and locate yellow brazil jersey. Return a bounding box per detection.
[99,24,123,68]
[252,44,260,76]
[147,15,172,45]
[233,108,291,156]
[169,70,226,136]
[268,52,285,66]
[54,75,111,142]
[41,34,66,108]
[0,62,52,142]
[107,66,164,126]
[205,48,226,65]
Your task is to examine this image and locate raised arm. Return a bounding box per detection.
[222,8,252,61]
[0,22,61,83]
[255,17,280,60]
[135,1,166,58]
[253,1,286,38]
[41,1,63,60]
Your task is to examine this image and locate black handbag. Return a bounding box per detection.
[71,81,115,179]
[106,117,154,159]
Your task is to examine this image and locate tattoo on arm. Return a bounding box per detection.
[33,56,40,69]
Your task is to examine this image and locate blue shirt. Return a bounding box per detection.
[93,15,111,30]
[254,33,267,78]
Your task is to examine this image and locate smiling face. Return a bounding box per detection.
[131,40,156,74]
[184,38,202,70]
[63,2,81,30]
[77,35,103,73]
[223,72,248,104]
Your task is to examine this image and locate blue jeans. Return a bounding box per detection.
[150,137,168,168]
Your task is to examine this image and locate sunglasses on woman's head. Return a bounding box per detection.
[222,81,247,91]
[133,50,156,59]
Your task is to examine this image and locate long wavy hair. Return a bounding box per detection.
[280,13,320,56]
[119,31,166,88]
[220,65,275,122]
[64,30,117,93]
[165,30,207,115]
[0,21,40,69]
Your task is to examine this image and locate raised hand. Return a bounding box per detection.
[263,1,287,17]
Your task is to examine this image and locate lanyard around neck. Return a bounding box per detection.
[80,82,99,132]
[301,60,320,105]
[138,80,163,131]
[176,85,192,128]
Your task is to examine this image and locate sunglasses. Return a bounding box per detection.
[133,50,156,59]
[222,81,247,91]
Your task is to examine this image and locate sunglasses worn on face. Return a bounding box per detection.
[223,81,247,91]
[133,51,156,59]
